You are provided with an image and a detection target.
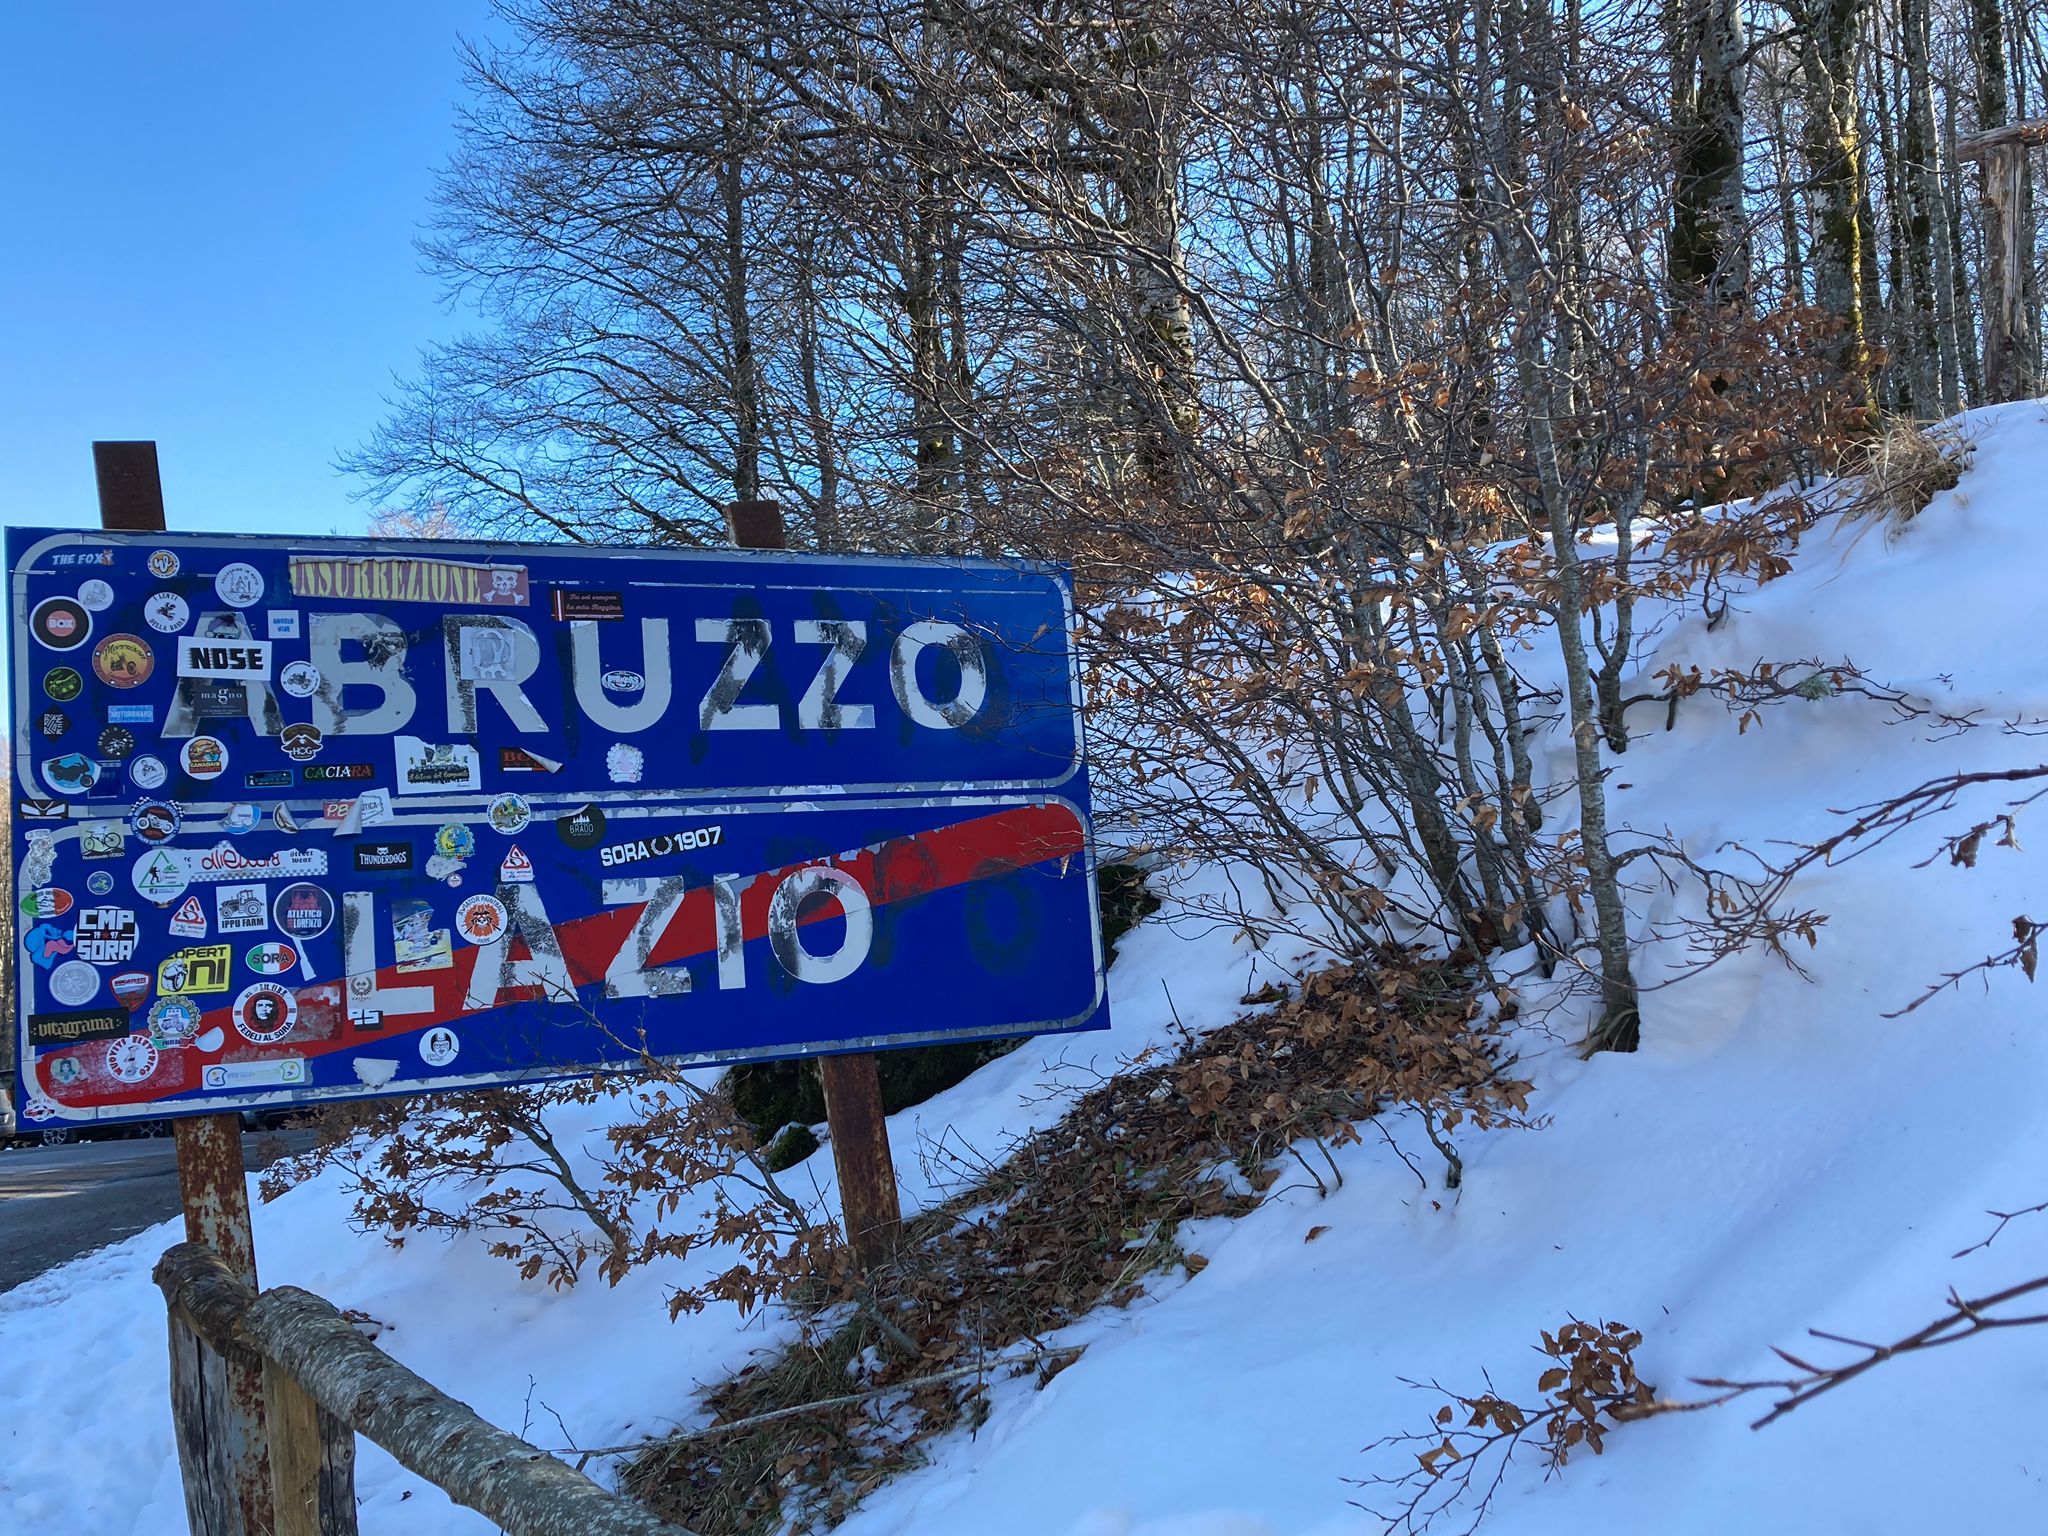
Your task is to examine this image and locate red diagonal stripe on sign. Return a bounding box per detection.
[38,802,1086,1110]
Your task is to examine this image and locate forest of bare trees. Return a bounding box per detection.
[346,0,2045,1051]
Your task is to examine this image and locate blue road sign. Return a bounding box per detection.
[8,529,1105,1126]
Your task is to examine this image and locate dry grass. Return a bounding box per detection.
[620,957,1532,1535]
[1847,416,1970,537]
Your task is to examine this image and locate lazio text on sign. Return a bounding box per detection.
[8,528,1104,1126]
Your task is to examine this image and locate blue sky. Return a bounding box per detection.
[1,1,496,541]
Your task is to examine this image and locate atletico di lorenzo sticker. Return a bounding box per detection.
[232,982,297,1044]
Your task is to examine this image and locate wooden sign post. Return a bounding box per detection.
[93,440,276,1534]
[724,499,903,1272]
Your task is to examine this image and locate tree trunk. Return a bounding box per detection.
[1670,0,1751,303]
[1901,0,1961,411]
[1797,0,1871,387]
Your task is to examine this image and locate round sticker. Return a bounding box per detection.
[98,726,136,760]
[144,591,190,633]
[78,579,115,612]
[147,549,181,578]
[50,960,101,1006]
[106,1035,159,1084]
[456,894,508,944]
[279,660,321,698]
[37,708,70,741]
[87,871,114,896]
[92,634,154,688]
[556,804,607,850]
[215,562,265,608]
[488,794,531,835]
[232,983,297,1044]
[419,1026,461,1068]
[132,800,182,843]
[20,1098,55,1121]
[246,941,298,976]
[41,753,99,795]
[149,996,201,1044]
[31,596,91,651]
[273,882,335,939]
[129,755,169,791]
[43,666,83,702]
[181,736,228,781]
[131,846,189,904]
[222,803,260,835]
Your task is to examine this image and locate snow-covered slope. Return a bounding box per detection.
[5,404,2047,1534]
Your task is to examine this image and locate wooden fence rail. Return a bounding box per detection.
[153,1242,698,1536]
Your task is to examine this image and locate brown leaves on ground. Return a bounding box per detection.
[627,956,1531,1536]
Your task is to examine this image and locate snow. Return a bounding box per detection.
[6,403,2048,1533]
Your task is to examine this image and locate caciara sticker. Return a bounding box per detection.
[8,527,1104,1128]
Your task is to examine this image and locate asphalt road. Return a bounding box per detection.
[0,1128,317,1293]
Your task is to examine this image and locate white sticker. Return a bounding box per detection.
[215,882,269,933]
[418,1026,461,1068]
[169,894,208,936]
[394,736,483,795]
[181,737,229,781]
[50,960,101,1006]
[78,579,115,612]
[456,894,508,944]
[215,562,265,608]
[607,743,644,784]
[133,848,190,904]
[106,1035,159,1084]
[129,755,168,790]
[457,626,520,681]
[267,609,301,639]
[176,637,272,680]
[279,660,321,698]
[145,592,190,633]
[203,1057,306,1089]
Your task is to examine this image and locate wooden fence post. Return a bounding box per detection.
[263,1361,358,1536]
[100,441,275,1534]
[722,499,904,1271]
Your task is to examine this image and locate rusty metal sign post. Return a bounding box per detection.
[724,499,902,1270]
[94,440,276,1533]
